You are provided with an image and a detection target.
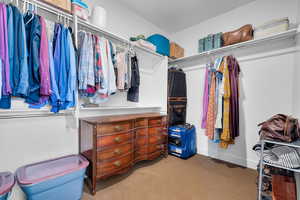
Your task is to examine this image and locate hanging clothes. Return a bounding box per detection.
[205,71,216,140]
[11,5,29,97]
[39,16,51,98]
[64,29,77,109]
[127,55,140,102]
[228,55,240,140]
[201,56,241,149]
[115,52,127,90]
[0,3,11,109]
[201,66,209,129]
[24,13,41,104]
[51,24,77,112]
[213,57,223,143]
[0,3,77,112]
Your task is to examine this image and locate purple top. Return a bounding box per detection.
[0,4,11,95]
[201,67,209,129]
[16,155,89,185]
[0,172,15,195]
[39,16,51,96]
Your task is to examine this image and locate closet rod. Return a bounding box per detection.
[0,112,72,119]
[76,19,164,58]
[18,0,163,58]
[0,113,71,119]
[19,0,73,20]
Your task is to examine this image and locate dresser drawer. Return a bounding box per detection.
[97,132,133,148]
[135,136,147,147]
[148,151,162,160]
[135,146,147,157]
[148,144,165,154]
[97,142,133,161]
[148,117,167,127]
[97,121,132,135]
[149,134,166,145]
[135,128,148,137]
[135,118,148,128]
[97,153,133,176]
[148,126,167,136]
[135,144,164,156]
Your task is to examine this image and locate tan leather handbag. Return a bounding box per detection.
[222,24,253,46]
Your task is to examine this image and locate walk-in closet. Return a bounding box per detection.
[0,0,299,199]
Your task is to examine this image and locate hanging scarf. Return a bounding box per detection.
[220,57,234,149]
[205,71,216,140]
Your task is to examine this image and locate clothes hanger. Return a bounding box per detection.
[25,0,35,25]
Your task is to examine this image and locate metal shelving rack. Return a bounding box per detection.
[258,139,300,200]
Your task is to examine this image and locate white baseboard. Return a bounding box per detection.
[197,149,258,170]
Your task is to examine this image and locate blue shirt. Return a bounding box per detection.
[51,23,62,113]
[64,30,77,109]
[24,14,41,104]
[49,40,60,112]
[13,6,29,97]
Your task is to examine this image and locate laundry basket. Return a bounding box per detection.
[16,155,89,200]
[0,172,15,200]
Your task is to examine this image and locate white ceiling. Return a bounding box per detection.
[117,0,255,33]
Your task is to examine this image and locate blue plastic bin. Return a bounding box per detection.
[16,155,89,200]
[0,172,15,200]
[147,34,170,56]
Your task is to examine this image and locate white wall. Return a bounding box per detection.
[0,2,168,200]
[171,0,298,56]
[170,0,298,169]
[86,0,170,39]
[292,0,300,117]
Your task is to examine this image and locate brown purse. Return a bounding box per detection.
[222,24,253,46]
[258,114,300,143]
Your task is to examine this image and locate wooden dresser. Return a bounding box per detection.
[79,113,168,194]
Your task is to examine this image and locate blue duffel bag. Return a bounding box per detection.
[147,34,170,56]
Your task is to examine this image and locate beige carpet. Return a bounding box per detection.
[82,155,257,200]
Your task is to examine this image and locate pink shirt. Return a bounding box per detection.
[39,16,51,96]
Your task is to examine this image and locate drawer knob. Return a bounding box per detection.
[114,136,122,143]
[114,125,123,131]
[156,144,163,149]
[114,161,122,167]
[114,149,122,155]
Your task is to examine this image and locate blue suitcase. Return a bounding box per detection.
[168,124,197,159]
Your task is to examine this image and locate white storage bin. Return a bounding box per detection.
[254,17,289,39]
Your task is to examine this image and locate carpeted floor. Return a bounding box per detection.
[82,155,257,200]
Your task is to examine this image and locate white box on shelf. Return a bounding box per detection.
[254,17,289,39]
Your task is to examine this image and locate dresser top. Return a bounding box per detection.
[80,113,166,124]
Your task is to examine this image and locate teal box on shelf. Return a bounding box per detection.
[204,34,213,51]
[198,38,205,53]
[147,34,170,56]
[213,32,223,49]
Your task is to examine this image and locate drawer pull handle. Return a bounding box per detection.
[114,161,122,167]
[114,149,122,155]
[114,136,122,143]
[156,144,163,149]
[114,125,123,131]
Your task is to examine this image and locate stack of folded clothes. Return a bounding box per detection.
[254,144,300,169]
